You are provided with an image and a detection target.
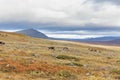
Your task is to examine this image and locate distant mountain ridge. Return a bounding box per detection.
[83,36,120,41]
[16,29,120,46]
[104,39,120,45]
[16,28,48,39]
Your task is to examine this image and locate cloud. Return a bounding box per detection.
[0,0,120,39]
[92,0,120,5]
[0,0,120,27]
[40,30,120,39]
[46,34,102,39]
[0,29,22,32]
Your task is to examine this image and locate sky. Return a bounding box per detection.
[0,0,120,39]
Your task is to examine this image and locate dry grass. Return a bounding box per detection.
[0,31,120,80]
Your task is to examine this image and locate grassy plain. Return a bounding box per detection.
[0,31,120,80]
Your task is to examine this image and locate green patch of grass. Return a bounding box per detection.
[57,70,72,78]
[0,64,16,72]
[111,69,120,74]
[65,62,83,67]
[26,70,49,79]
[56,55,79,61]
[107,57,112,59]
[72,62,83,67]
[54,70,77,80]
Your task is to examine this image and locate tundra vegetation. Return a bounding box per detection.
[0,31,120,80]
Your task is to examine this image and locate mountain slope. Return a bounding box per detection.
[0,31,120,80]
[0,31,30,42]
[16,28,48,39]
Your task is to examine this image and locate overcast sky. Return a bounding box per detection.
[0,0,120,39]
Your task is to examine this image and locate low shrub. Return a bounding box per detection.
[57,70,72,78]
[55,70,77,80]
[72,62,83,67]
[65,62,83,67]
[111,69,120,74]
[56,55,79,61]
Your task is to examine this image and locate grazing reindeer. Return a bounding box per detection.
[0,41,5,46]
[88,48,101,53]
[48,47,55,50]
[63,47,69,51]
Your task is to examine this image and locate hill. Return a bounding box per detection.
[16,28,48,39]
[0,31,120,80]
[109,39,120,43]
[82,38,120,46]
[103,39,120,45]
[82,36,120,41]
[15,29,120,46]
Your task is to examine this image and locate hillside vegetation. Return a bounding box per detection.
[0,31,120,80]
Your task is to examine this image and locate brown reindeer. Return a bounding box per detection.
[63,47,69,51]
[88,48,101,53]
[0,41,5,45]
[48,47,55,50]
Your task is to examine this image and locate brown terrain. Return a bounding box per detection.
[0,31,120,80]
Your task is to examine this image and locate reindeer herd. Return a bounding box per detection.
[48,46,69,51]
[88,47,102,53]
[48,46,102,53]
[0,40,102,54]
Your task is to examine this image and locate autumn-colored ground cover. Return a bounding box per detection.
[0,31,119,80]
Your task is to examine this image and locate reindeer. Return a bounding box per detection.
[0,41,5,45]
[48,47,55,50]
